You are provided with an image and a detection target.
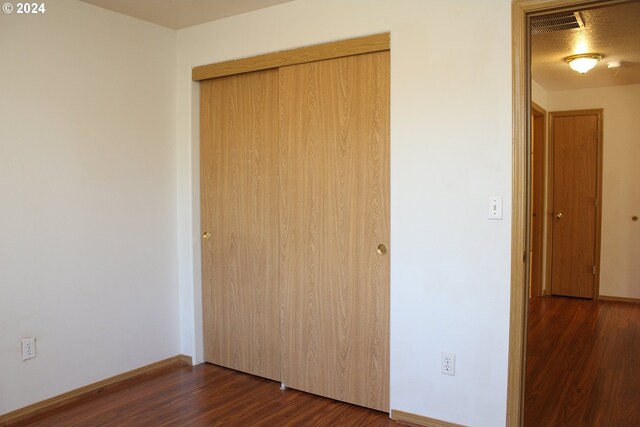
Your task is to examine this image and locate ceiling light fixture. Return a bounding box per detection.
[564,53,604,74]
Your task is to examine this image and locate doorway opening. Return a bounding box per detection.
[507,0,637,426]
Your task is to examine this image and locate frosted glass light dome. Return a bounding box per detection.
[565,54,603,74]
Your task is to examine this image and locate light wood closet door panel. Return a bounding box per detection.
[279,51,390,411]
[200,69,280,381]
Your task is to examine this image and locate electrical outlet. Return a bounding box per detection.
[22,337,36,361]
[441,352,455,376]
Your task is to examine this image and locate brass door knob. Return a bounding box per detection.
[377,244,388,255]
[203,231,211,240]
[555,212,563,219]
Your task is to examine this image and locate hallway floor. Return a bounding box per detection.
[524,296,640,427]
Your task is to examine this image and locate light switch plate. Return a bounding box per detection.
[489,195,503,220]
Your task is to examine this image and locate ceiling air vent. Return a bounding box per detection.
[530,12,584,35]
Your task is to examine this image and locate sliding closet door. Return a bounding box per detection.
[200,69,280,381]
[279,51,390,411]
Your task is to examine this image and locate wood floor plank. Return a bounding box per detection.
[524,297,640,427]
[12,364,397,427]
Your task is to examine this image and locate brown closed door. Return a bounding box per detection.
[279,51,390,411]
[550,111,601,299]
[200,69,281,381]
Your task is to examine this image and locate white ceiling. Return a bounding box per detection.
[531,1,640,91]
[79,0,296,30]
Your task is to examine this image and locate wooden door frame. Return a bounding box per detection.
[545,109,604,299]
[530,102,546,298]
[508,1,626,425]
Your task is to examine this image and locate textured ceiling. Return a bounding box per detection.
[531,1,640,91]
[79,0,296,30]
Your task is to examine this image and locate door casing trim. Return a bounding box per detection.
[530,102,546,298]
[192,33,390,81]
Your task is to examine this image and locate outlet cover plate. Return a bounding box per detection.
[441,352,455,376]
[22,337,36,361]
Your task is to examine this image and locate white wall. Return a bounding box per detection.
[0,0,179,414]
[532,79,549,111]
[548,84,640,299]
[176,1,513,426]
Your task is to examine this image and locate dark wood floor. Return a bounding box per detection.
[524,296,640,427]
[16,363,399,427]
[15,297,638,426]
